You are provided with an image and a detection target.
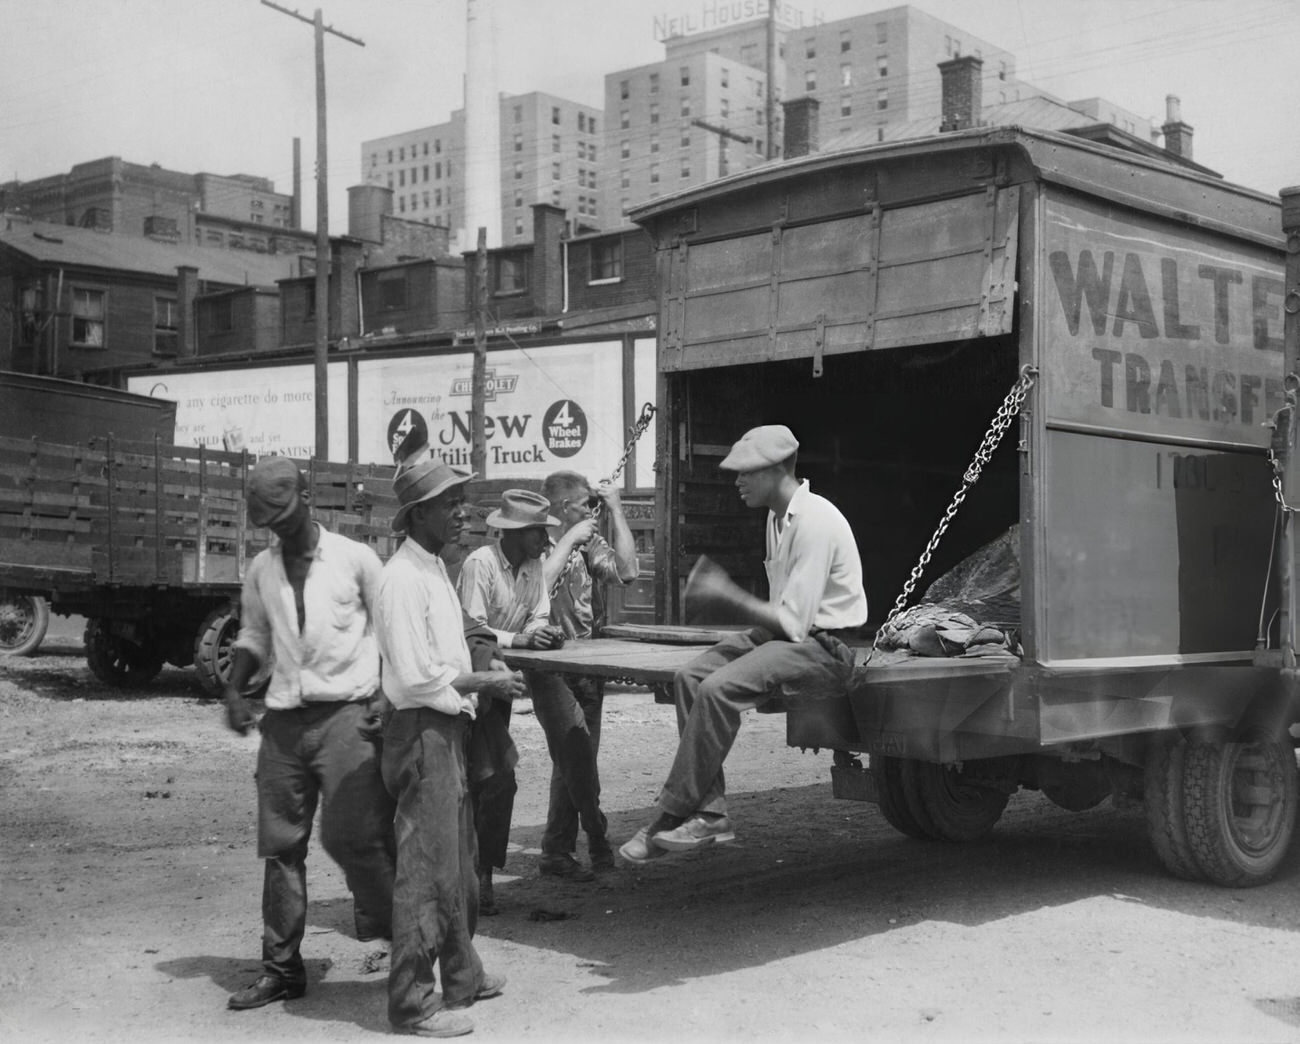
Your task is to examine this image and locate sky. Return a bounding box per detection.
[2,0,1298,235]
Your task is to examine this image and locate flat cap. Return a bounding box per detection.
[246,456,306,527]
[719,425,799,472]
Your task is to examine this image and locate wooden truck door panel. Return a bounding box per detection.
[662,186,1020,372]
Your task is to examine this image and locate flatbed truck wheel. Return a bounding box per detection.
[902,758,1009,842]
[1143,738,1201,880]
[0,593,49,656]
[1182,727,1297,887]
[193,607,269,700]
[869,754,932,838]
[84,618,165,689]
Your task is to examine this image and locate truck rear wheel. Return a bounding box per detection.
[1143,738,1200,880]
[869,755,931,838]
[0,593,49,656]
[84,619,165,689]
[902,758,1009,842]
[1183,727,1298,887]
[194,607,269,700]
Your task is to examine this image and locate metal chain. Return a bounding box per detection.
[549,402,657,598]
[873,364,1038,649]
[1265,375,1300,514]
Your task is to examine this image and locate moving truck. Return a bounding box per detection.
[626,126,1295,886]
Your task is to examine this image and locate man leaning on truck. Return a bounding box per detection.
[221,456,396,1011]
[619,425,868,864]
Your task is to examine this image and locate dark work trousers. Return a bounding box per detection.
[467,696,518,871]
[256,700,396,986]
[382,708,485,1027]
[528,671,609,857]
[659,628,855,820]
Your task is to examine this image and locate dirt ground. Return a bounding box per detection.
[4,623,1300,1044]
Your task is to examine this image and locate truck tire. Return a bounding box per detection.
[1143,738,1201,880]
[1182,727,1298,887]
[869,755,931,838]
[903,758,1009,842]
[0,593,49,656]
[193,607,270,700]
[84,618,165,689]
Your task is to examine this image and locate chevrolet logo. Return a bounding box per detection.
[450,370,520,401]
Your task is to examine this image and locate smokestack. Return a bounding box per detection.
[463,0,502,250]
[1161,94,1194,160]
[291,137,302,229]
[938,55,984,132]
[782,97,820,158]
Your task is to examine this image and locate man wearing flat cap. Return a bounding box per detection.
[620,425,867,864]
[457,489,582,902]
[376,457,523,1038]
[223,456,396,1011]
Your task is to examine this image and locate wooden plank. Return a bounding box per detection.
[600,623,741,643]
[502,639,706,684]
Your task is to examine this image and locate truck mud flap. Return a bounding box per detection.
[830,757,879,803]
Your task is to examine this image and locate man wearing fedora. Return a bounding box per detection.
[221,456,396,1011]
[618,425,867,865]
[457,489,578,901]
[376,457,523,1038]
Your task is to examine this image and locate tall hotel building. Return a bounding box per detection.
[361,91,602,250]
[601,5,1039,228]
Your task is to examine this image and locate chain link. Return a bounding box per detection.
[549,402,657,598]
[1265,376,1299,514]
[873,365,1038,649]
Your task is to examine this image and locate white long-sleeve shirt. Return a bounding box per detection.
[766,480,868,643]
[232,526,381,710]
[457,540,550,648]
[375,537,477,717]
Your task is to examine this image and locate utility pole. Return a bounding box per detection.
[471,227,489,477]
[262,1,363,461]
[690,118,754,178]
[765,0,777,159]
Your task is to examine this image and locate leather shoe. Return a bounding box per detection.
[539,852,595,882]
[394,1008,474,1037]
[227,974,306,1010]
[651,813,735,852]
[448,971,507,1010]
[589,842,616,873]
[618,827,669,866]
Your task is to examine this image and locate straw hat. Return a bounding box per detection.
[391,457,476,533]
[485,488,560,530]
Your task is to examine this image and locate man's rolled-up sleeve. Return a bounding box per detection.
[378,570,469,716]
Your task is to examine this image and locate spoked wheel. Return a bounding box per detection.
[0,593,49,656]
[193,606,269,700]
[900,758,1009,842]
[1183,726,1298,887]
[84,618,165,689]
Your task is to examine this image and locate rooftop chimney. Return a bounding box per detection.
[782,97,820,158]
[938,55,984,132]
[531,203,566,316]
[1161,94,1194,160]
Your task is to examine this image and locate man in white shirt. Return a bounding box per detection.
[222,456,395,1011]
[376,457,524,1039]
[619,425,868,864]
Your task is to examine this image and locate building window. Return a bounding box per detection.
[590,239,623,282]
[878,126,885,142]
[378,269,408,310]
[578,141,586,160]
[153,296,177,356]
[578,112,587,133]
[650,137,659,154]
[514,133,522,152]
[435,139,441,154]
[620,79,630,100]
[720,98,728,118]
[841,64,852,87]
[720,67,729,89]
[494,255,528,294]
[71,288,105,347]
[945,36,953,56]
[649,163,660,184]
[621,109,630,129]
[552,162,561,181]
[877,56,888,78]
[840,32,851,52]
[422,165,429,181]
[649,72,659,93]
[399,170,406,187]
[435,161,441,179]
[621,139,630,159]
[423,191,430,208]
[805,70,816,91]
[877,88,888,110]
[514,190,523,207]
[680,65,690,86]
[680,159,690,179]
[589,145,597,161]
[620,169,630,189]
[553,134,561,153]
[755,138,763,155]
[436,188,442,205]
[514,105,523,123]
[999,60,1008,81]
[649,103,659,124]
[877,21,888,44]
[399,146,405,161]
[680,129,690,147]
[398,197,406,213]
[954,39,962,56]
[681,97,691,117]
[514,161,523,180]
[589,117,597,133]
[805,39,815,59]
[515,217,524,236]
[386,174,393,189]
[620,197,629,214]
[552,188,562,206]
[552,106,561,124]
[841,95,852,117]
[387,149,393,163]
[423,142,429,156]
